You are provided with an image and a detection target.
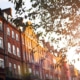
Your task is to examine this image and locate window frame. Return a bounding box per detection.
[0,37,3,48]
[18,65,21,75]
[8,42,11,53]
[0,58,4,68]
[9,62,12,71]
[12,31,15,39]
[28,68,32,73]
[14,64,17,74]
[12,45,16,55]
[7,27,10,36]
[17,47,20,57]
[16,33,19,41]
[0,21,2,30]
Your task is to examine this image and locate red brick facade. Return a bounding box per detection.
[0,8,56,80]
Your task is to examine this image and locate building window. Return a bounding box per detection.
[18,65,21,75]
[17,47,20,57]
[0,58,4,68]
[46,74,48,78]
[0,37,3,48]
[16,34,19,41]
[8,42,11,53]
[12,45,16,55]
[14,64,17,74]
[12,31,15,38]
[7,28,10,36]
[40,71,42,79]
[14,64,16,69]
[50,75,52,79]
[35,71,39,76]
[28,68,32,73]
[9,62,12,71]
[33,70,35,75]
[24,67,26,73]
[0,21,2,30]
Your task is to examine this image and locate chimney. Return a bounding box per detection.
[2,8,12,16]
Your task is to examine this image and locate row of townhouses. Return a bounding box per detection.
[0,8,57,80]
[0,8,79,80]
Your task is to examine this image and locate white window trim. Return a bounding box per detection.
[7,27,10,36]
[14,64,17,74]
[0,58,4,68]
[14,64,16,69]
[17,47,20,57]
[28,68,32,73]
[18,65,21,75]
[35,71,39,76]
[12,31,15,39]
[13,45,16,55]
[9,62,12,71]
[16,34,19,41]
[46,74,48,77]
[0,37,3,48]
[8,42,11,53]
[0,21,2,30]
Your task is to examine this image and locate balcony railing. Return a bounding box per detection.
[5,67,22,79]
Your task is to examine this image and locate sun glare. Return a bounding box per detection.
[67,46,80,71]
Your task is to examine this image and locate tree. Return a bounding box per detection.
[8,0,80,54]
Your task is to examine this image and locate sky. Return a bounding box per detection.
[0,0,32,17]
[0,0,14,9]
[0,0,15,16]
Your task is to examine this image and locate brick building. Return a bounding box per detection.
[0,8,55,80]
[0,8,22,80]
